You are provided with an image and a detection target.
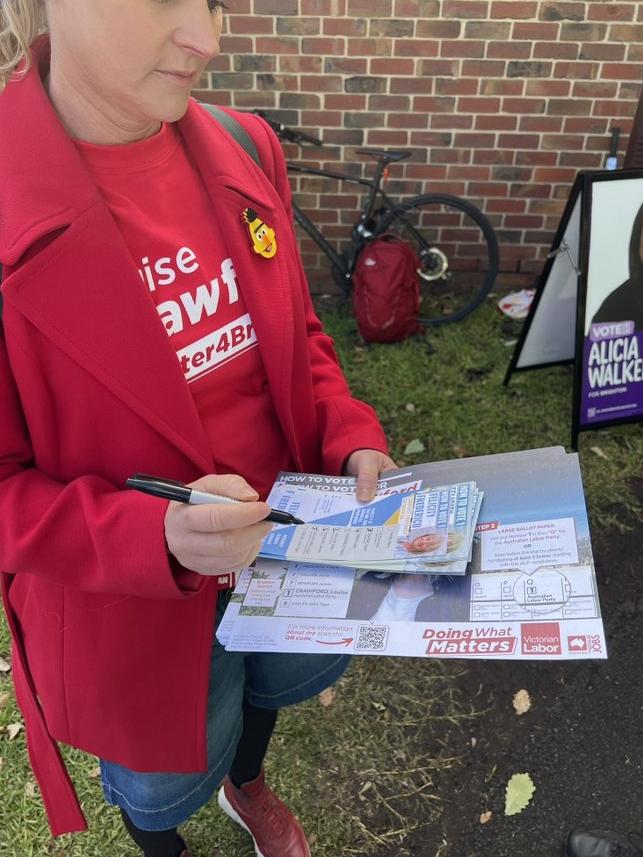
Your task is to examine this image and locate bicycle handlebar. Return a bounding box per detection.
[253,110,323,147]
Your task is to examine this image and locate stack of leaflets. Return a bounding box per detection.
[218,447,607,661]
[258,480,483,575]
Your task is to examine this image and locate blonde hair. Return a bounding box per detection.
[0,0,48,91]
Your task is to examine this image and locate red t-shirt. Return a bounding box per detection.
[74,122,295,498]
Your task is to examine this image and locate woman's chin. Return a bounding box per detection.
[147,89,192,124]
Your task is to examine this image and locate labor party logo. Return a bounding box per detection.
[521,622,562,655]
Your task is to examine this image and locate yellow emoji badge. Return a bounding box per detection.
[243,208,277,259]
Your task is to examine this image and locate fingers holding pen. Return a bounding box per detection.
[180,517,273,557]
[163,473,273,576]
[166,505,273,576]
[174,528,270,576]
[185,496,272,534]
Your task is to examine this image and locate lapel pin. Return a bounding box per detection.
[242,208,277,259]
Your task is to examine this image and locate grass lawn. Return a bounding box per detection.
[1,296,641,855]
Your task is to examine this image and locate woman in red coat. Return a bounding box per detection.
[0,2,394,855]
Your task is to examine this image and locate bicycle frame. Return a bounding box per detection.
[287,160,400,277]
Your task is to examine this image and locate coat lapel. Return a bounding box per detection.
[209,178,297,447]
[4,205,214,474]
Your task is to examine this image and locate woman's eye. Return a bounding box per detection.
[156,1,226,9]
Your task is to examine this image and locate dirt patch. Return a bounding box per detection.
[432,505,643,857]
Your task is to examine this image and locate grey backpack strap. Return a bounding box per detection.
[199,103,262,169]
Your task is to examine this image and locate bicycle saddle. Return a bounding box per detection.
[356,148,412,163]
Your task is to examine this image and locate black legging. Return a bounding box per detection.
[121,700,278,857]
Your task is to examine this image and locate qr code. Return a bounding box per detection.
[355,624,389,651]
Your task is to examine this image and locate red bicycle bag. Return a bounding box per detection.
[352,234,422,343]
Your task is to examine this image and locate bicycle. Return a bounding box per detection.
[255,110,500,326]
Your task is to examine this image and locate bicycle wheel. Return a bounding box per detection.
[376,194,499,325]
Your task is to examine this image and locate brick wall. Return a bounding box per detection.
[197,0,643,292]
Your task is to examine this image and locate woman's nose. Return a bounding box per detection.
[174,1,222,61]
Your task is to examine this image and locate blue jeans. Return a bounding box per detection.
[100,591,350,830]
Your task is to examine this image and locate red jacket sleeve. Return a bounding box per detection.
[234,112,390,476]
[0,329,205,599]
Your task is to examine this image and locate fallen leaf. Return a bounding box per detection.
[0,656,11,673]
[470,736,477,748]
[24,781,36,798]
[479,810,493,824]
[590,446,608,460]
[405,403,416,413]
[7,722,23,741]
[503,339,518,347]
[88,766,102,779]
[453,445,471,459]
[403,438,425,456]
[505,772,535,816]
[370,700,386,712]
[318,688,335,708]
[512,688,531,716]
[0,692,10,710]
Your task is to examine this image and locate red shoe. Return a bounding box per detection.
[217,771,311,857]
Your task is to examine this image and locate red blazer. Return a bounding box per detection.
[0,39,388,836]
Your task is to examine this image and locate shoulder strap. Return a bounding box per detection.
[199,103,262,169]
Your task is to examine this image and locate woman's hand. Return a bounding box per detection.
[164,474,273,577]
[344,449,398,503]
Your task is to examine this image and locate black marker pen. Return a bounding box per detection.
[126,474,305,526]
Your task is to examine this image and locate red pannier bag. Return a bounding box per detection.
[352,234,422,343]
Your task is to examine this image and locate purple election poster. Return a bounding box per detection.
[580,179,643,427]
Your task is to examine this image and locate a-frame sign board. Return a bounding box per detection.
[505,169,643,448]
